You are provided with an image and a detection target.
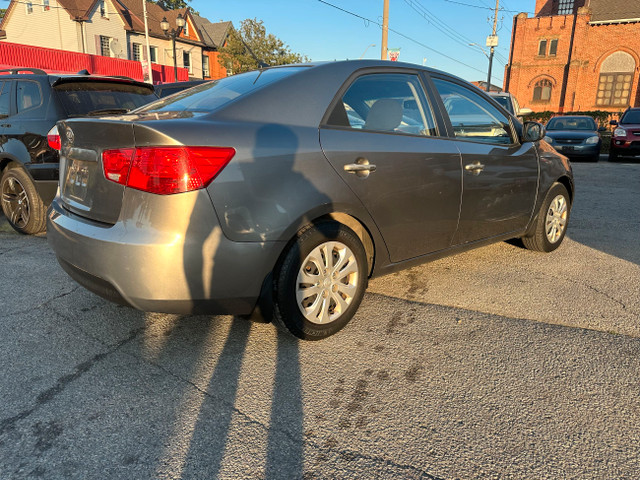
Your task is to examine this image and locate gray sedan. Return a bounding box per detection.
[47,60,573,340]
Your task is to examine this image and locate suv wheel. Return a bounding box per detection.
[608,149,619,162]
[1,166,47,234]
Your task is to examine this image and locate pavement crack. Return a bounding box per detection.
[0,286,81,320]
[0,326,144,435]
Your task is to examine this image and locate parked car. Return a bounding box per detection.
[609,108,640,161]
[488,91,533,118]
[47,60,573,340]
[154,80,210,98]
[0,68,157,234]
[543,115,603,162]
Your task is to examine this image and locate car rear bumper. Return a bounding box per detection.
[47,188,285,315]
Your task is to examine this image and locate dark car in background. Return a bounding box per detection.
[154,80,209,98]
[0,68,157,234]
[47,60,573,340]
[543,115,603,162]
[609,108,640,161]
[488,91,533,118]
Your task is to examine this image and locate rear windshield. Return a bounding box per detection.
[546,116,596,130]
[54,82,157,116]
[138,67,307,114]
[492,96,513,114]
[620,110,640,124]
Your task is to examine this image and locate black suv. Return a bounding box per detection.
[0,68,157,234]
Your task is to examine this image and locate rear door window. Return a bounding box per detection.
[0,81,10,117]
[17,80,42,113]
[433,78,514,144]
[326,73,437,136]
[54,81,157,116]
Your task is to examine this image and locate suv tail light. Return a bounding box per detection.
[47,125,61,150]
[102,146,235,195]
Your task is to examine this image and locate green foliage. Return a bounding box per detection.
[153,0,198,15]
[218,18,310,74]
[521,110,624,129]
[0,8,6,19]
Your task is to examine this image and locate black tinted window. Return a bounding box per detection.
[433,78,513,144]
[54,81,157,115]
[620,110,640,124]
[327,73,437,136]
[139,67,307,113]
[17,80,42,112]
[492,96,513,113]
[0,81,10,117]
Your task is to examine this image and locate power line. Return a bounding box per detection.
[442,0,533,14]
[317,0,489,76]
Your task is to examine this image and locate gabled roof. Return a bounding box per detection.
[192,15,232,49]
[589,0,640,23]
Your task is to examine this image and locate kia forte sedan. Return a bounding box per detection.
[47,60,573,340]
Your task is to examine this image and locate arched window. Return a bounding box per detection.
[597,52,635,107]
[533,79,552,103]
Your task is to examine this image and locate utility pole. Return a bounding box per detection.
[381,0,389,60]
[486,0,499,91]
[142,0,153,84]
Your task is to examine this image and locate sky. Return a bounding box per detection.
[192,0,536,87]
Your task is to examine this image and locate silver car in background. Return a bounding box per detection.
[47,60,573,340]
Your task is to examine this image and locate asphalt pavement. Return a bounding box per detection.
[0,158,639,479]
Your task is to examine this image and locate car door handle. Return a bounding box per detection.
[344,158,377,178]
[464,161,485,175]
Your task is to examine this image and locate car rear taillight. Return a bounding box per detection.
[47,126,61,150]
[102,146,235,195]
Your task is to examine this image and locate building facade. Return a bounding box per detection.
[0,0,214,81]
[504,0,640,113]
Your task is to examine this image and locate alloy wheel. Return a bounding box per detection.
[545,194,567,244]
[1,176,30,229]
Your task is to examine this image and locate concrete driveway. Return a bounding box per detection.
[0,159,639,479]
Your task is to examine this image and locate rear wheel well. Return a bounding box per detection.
[318,213,375,276]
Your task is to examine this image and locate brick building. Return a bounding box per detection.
[504,0,640,114]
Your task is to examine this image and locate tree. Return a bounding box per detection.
[218,19,309,74]
[0,8,6,19]
[154,0,198,15]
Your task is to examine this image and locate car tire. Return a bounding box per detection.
[522,182,571,253]
[608,149,619,162]
[589,153,599,163]
[1,165,47,235]
[273,222,368,340]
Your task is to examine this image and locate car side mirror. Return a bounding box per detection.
[522,121,545,142]
[598,126,607,132]
[610,120,618,126]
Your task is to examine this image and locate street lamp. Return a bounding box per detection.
[360,43,376,59]
[469,43,493,92]
[160,13,186,82]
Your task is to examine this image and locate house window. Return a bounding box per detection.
[549,39,558,56]
[26,2,33,14]
[596,51,635,107]
[557,0,574,15]
[533,79,552,103]
[538,39,547,56]
[149,46,157,63]
[100,35,111,57]
[100,1,108,18]
[43,0,50,11]
[183,51,191,73]
[132,43,141,62]
[203,56,210,77]
[183,22,189,36]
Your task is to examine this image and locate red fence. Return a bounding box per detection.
[0,41,189,84]
[151,63,189,84]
